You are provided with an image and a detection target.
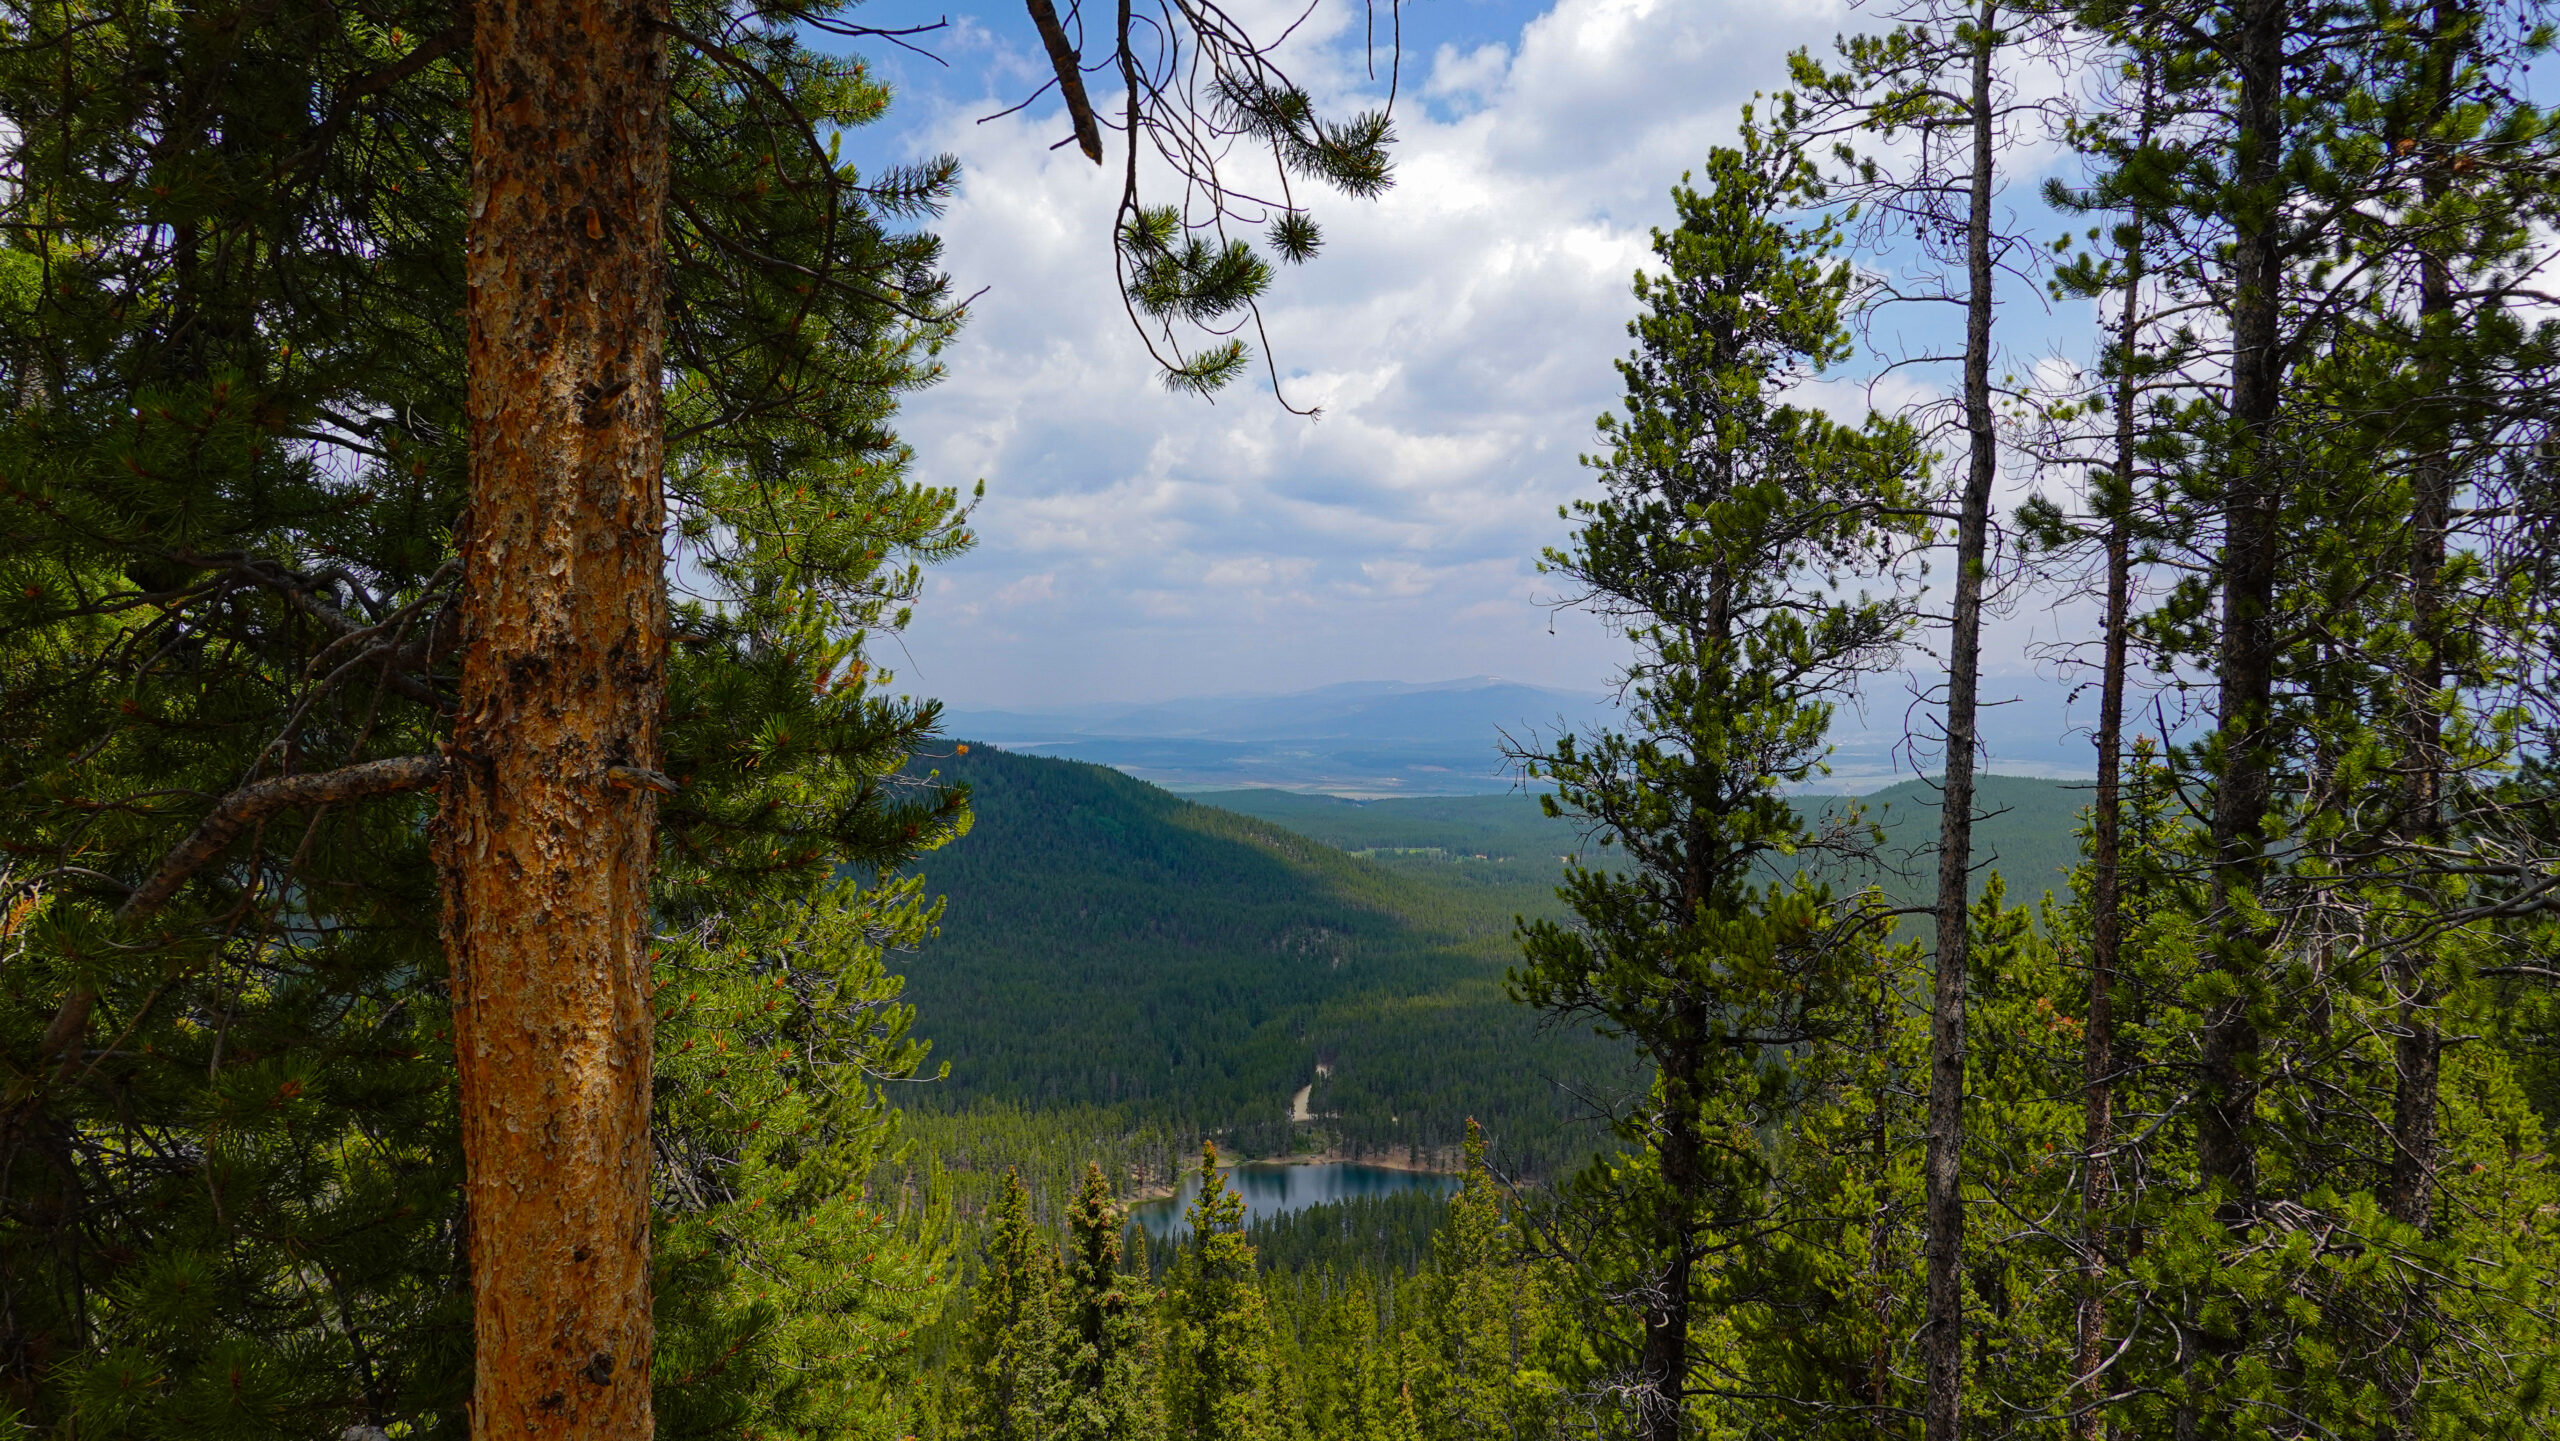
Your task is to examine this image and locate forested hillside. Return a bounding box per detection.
[1199,771,2085,916]
[899,749,2093,1176]
[900,746,1629,1172]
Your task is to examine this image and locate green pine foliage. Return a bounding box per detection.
[1506,129,1927,1437]
[1162,1144,1282,1441]
[956,1172,1065,1441]
[1246,1191,1450,1279]
[651,866,956,1441]
[926,1128,1582,1441]
[1059,1165,1158,1441]
[1414,1122,1567,1440]
[0,0,973,1430]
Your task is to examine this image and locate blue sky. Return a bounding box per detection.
[818,0,2123,779]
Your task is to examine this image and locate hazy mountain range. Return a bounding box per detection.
[945,675,2101,795]
[943,677,1603,794]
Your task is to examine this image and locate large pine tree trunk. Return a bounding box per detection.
[2189,0,2288,1427]
[1922,6,2000,1437]
[439,0,672,1429]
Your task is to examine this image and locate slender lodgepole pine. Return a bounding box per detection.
[438,0,672,1429]
[2071,49,2158,1436]
[2383,3,2464,1424]
[1923,3,2001,1437]
[2198,0,2286,1259]
[2185,0,2289,1426]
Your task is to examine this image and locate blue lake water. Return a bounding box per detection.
[1130,1161,1459,1240]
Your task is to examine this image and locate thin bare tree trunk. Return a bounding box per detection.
[2071,267,2134,1441]
[440,0,671,1428]
[1923,6,2000,1438]
[2071,61,2152,1439]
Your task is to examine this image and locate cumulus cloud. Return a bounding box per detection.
[874,0,2103,768]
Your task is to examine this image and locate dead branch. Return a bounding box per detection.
[117,754,445,922]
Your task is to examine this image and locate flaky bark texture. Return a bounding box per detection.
[439,0,671,1430]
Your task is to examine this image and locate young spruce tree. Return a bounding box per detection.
[958,1171,1065,1441]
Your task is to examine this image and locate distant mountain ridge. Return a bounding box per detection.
[942,677,1607,795]
[949,677,1605,741]
[945,675,2105,794]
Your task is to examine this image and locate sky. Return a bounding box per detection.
[820,0,2121,768]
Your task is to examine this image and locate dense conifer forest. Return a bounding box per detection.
[900,745,1632,1173]
[2,0,2556,1424]
[898,749,2097,1187]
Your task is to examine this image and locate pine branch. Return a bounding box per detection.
[117,754,446,921]
[1023,0,1105,163]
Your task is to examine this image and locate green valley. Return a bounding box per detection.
[898,746,2093,1177]
[898,745,1624,1175]
[1199,771,2087,923]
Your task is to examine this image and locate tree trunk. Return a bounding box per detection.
[1922,6,1999,1438]
[2071,260,2135,1441]
[2197,0,2286,1239]
[2189,0,2287,1425]
[1639,1027,1703,1441]
[1870,991,1896,1420]
[2384,7,2461,1419]
[2072,60,2153,1439]
[1637,1250,1692,1441]
[439,0,671,1429]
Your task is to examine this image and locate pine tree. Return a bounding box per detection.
[958,1171,1065,1441]
[2050,0,2560,1426]
[649,858,956,1440]
[1724,923,1930,1441]
[0,0,972,1428]
[1507,130,1925,1441]
[1058,1164,1156,1441]
[1418,1121,1559,1441]
[1161,1143,1278,1441]
[442,0,674,1418]
[1375,1332,1426,1441]
[2025,32,2176,1427]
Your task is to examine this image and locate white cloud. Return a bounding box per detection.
[1424,42,1512,104]
[879,0,2102,725]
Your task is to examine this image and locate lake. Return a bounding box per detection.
[1130,1161,1459,1240]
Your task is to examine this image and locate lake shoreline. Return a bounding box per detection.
[1261,1143,1462,1176]
[1123,1145,1465,1208]
[1126,1156,1464,1235]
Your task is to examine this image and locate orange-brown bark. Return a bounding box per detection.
[440,0,671,1430]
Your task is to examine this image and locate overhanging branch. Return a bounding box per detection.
[118,754,446,921]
